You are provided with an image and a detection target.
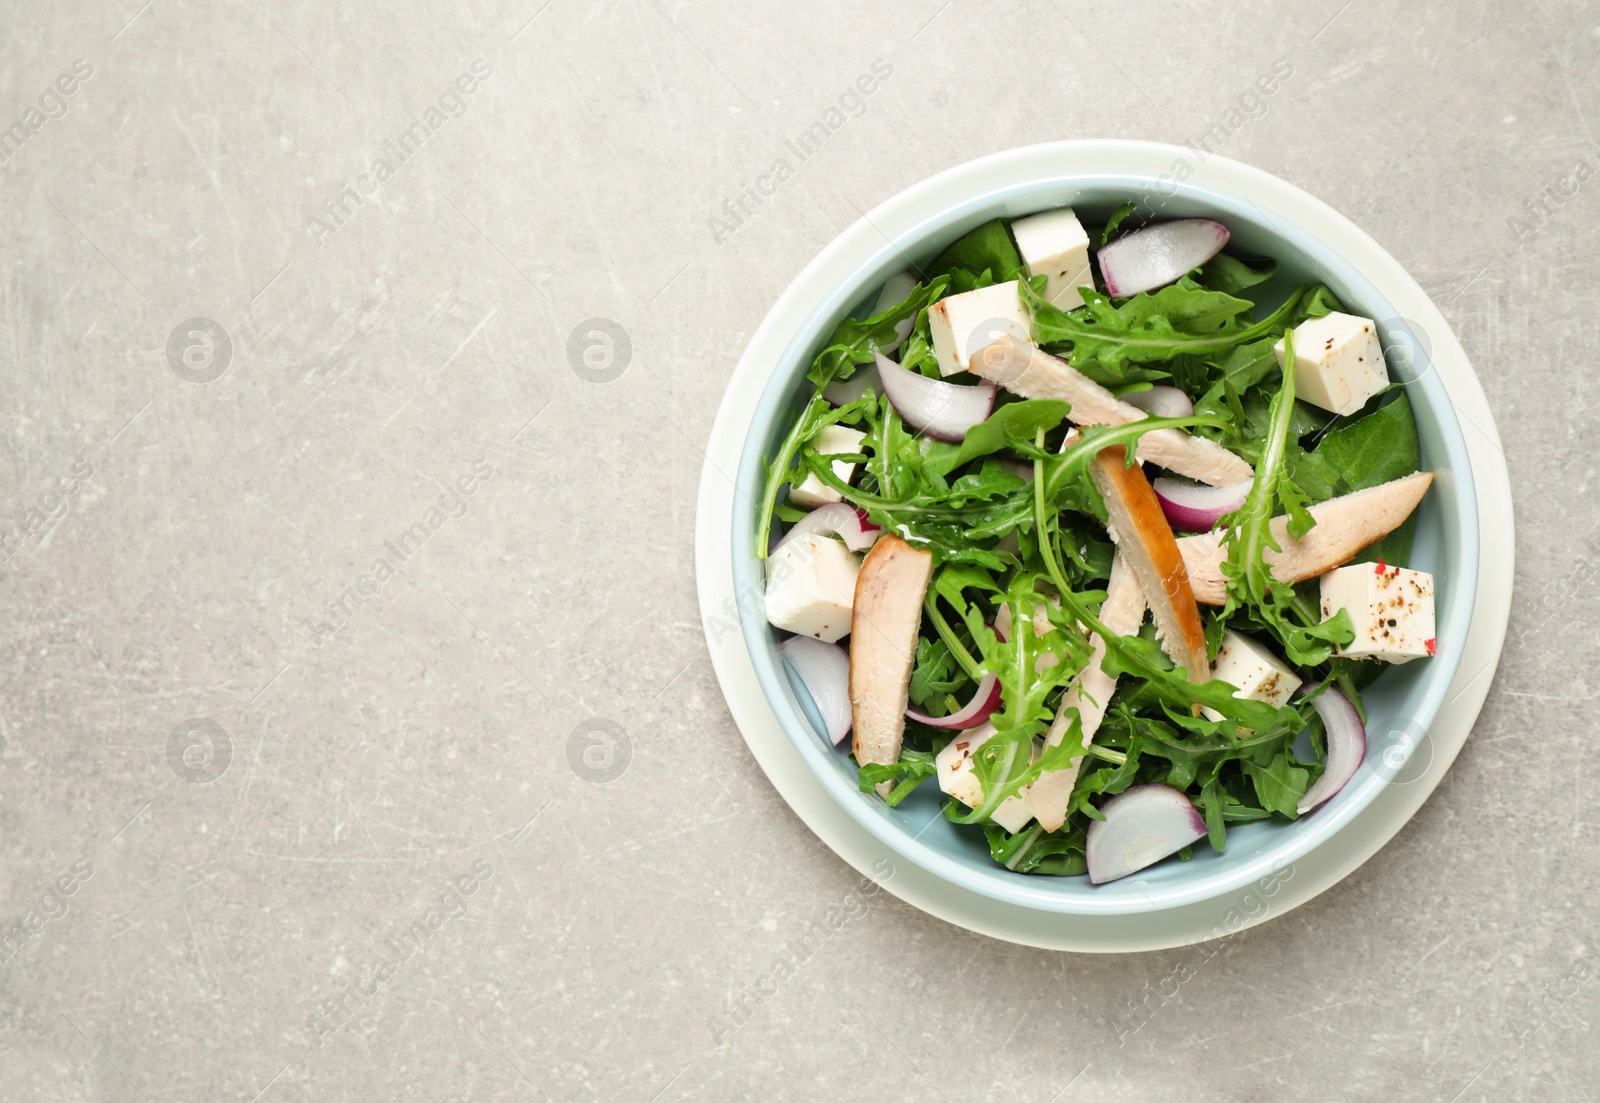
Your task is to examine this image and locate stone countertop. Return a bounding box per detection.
[0,2,1594,1100]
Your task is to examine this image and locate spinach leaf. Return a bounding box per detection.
[1315,391,1420,493]
[1311,392,1421,565]
[1196,253,1277,295]
[929,219,1025,284]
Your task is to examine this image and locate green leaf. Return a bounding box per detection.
[806,277,951,388]
[754,393,873,557]
[1027,281,1316,384]
[1311,393,1422,566]
[1097,202,1138,248]
[1241,753,1310,819]
[1195,253,1277,295]
[856,748,938,806]
[1223,326,1299,602]
[930,219,1025,283]
[919,400,1074,479]
[1199,777,1228,851]
[984,820,1088,875]
[1314,393,1419,491]
[908,637,967,712]
[945,574,1095,825]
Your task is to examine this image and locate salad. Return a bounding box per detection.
[758,203,1436,884]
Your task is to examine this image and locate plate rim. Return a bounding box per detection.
[694,140,1514,951]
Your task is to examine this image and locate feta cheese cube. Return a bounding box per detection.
[787,424,867,509]
[1273,312,1389,416]
[764,533,861,643]
[1011,208,1094,311]
[1201,630,1303,722]
[1321,563,1436,663]
[935,723,1037,833]
[928,281,1032,378]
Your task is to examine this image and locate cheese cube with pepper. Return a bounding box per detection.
[935,723,1037,834]
[1012,207,1094,311]
[1320,562,1436,663]
[1201,630,1303,722]
[928,281,1032,377]
[763,533,860,643]
[1273,312,1389,416]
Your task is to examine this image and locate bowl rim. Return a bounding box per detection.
[726,141,1480,915]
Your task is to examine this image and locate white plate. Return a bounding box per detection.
[694,142,1512,951]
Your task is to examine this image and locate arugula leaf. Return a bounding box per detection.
[1097,202,1138,248]
[945,574,1093,825]
[1194,337,1279,418]
[856,749,938,806]
[754,393,872,557]
[984,821,1088,875]
[1027,281,1314,383]
[1198,778,1228,850]
[1241,752,1310,819]
[919,400,1073,479]
[806,277,950,388]
[1223,327,1301,609]
[908,636,968,712]
[1218,329,1356,666]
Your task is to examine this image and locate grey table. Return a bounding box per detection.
[0,2,1592,1100]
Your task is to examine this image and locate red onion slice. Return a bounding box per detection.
[774,503,879,554]
[1120,385,1194,419]
[822,362,881,407]
[874,351,996,443]
[1098,219,1230,298]
[1151,476,1252,532]
[1086,784,1209,884]
[1297,687,1366,814]
[907,610,1009,730]
[906,674,1000,730]
[779,635,852,745]
[871,271,919,355]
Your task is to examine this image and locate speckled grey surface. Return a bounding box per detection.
[0,1,1593,1100]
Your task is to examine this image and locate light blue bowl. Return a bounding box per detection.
[732,160,1477,915]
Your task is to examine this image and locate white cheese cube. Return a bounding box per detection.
[1273,312,1389,416]
[1011,208,1094,311]
[1201,630,1303,721]
[764,533,861,643]
[934,723,1037,833]
[787,424,867,509]
[928,281,1032,377]
[1321,563,1435,663]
